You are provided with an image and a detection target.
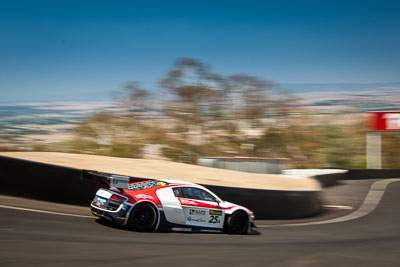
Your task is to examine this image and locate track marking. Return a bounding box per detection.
[0,229,13,231]
[0,204,93,218]
[259,178,400,227]
[322,205,353,210]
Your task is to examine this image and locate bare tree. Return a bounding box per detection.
[160,58,225,133]
[114,81,151,119]
[223,74,274,128]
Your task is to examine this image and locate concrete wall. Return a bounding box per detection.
[0,155,321,219]
[198,157,287,174]
[283,169,348,187]
[344,169,400,180]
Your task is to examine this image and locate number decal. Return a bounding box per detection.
[209,215,220,224]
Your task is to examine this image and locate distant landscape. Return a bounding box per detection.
[0,101,117,145]
[1,81,399,169]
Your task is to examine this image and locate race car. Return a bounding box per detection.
[90,175,255,234]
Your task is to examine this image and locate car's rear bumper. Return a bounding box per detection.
[90,203,130,225]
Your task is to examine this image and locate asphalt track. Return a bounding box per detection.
[1,180,400,266]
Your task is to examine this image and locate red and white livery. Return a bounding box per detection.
[91,176,255,234]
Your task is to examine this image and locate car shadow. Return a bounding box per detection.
[94,218,260,235]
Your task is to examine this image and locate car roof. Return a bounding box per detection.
[126,179,208,192]
[161,180,213,193]
[158,179,195,186]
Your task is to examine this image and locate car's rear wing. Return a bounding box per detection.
[110,175,130,189]
[82,170,149,188]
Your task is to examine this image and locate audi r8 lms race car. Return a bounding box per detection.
[91,176,255,234]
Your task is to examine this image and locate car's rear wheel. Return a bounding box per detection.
[129,203,158,231]
[226,210,249,234]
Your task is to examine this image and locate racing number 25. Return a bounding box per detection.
[209,215,220,224]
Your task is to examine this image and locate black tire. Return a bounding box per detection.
[226,210,249,234]
[129,203,158,232]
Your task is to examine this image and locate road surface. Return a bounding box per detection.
[1,179,399,266]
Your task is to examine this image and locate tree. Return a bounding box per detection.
[223,74,274,128]
[113,81,151,120]
[160,58,225,134]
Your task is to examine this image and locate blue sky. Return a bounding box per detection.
[1,0,399,102]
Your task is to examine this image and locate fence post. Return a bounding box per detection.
[366,131,381,169]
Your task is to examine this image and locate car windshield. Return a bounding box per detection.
[127,180,167,190]
[176,187,218,202]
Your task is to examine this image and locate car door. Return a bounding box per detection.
[176,187,225,229]
[156,187,186,225]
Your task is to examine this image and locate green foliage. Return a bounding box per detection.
[382,132,400,168]
[0,145,19,152]
[109,142,143,158]
[254,123,369,169]
[72,138,99,152]
[162,144,199,164]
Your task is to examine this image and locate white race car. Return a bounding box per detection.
[91,176,255,234]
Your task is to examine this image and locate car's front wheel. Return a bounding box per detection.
[226,210,249,234]
[128,203,158,231]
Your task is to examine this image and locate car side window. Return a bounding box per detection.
[181,187,216,202]
[172,187,182,197]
